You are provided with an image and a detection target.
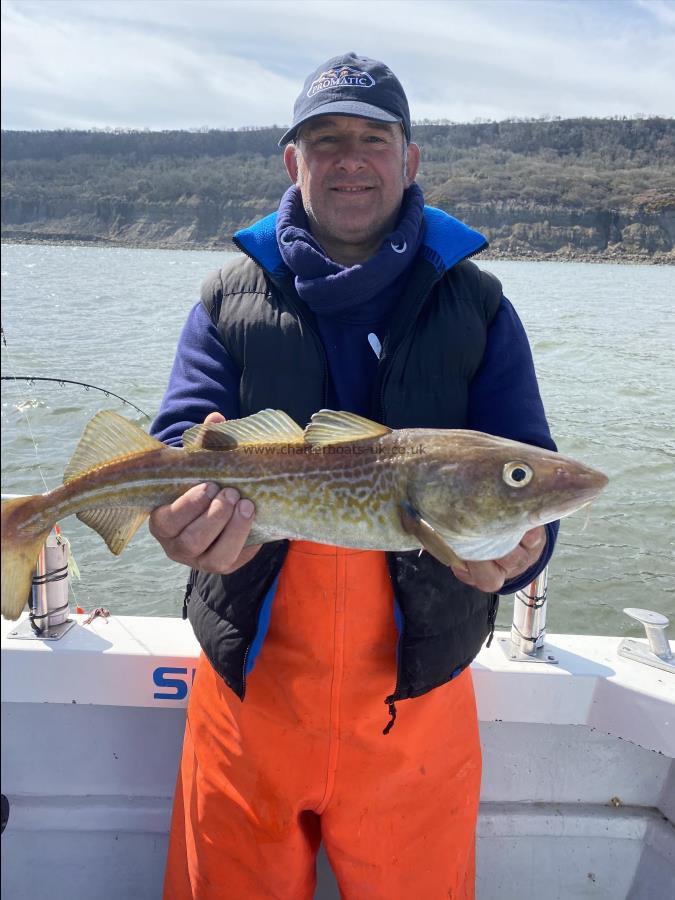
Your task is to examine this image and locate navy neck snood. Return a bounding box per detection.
[276,183,425,318]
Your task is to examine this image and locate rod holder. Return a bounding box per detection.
[7,530,75,642]
[499,567,558,664]
[511,567,548,654]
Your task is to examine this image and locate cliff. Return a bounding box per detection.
[2,118,674,262]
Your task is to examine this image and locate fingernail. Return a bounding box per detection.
[523,532,540,549]
[204,483,220,500]
[224,488,240,506]
[238,499,255,519]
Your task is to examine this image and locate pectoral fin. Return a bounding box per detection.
[398,501,466,569]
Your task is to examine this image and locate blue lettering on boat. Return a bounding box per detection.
[153,666,196,700]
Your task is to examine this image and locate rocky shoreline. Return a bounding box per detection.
[3,232,672,266]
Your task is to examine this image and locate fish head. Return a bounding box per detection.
[406,431,609,560]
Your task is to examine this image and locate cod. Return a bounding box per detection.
[1,408,608,620]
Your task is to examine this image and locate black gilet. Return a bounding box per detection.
[186,251,502,707]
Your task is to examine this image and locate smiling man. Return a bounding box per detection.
[151,53,558,899]
[284,116,420,263]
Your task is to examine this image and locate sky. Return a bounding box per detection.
[2,0,674,131]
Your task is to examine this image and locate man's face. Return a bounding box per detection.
[283,116,420,262]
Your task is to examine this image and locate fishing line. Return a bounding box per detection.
[0,376,151,419]
[579,504,592,534]
[1,331,99,609]
[1,335,52,493]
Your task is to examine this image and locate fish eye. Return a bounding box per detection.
[503,461,533,488]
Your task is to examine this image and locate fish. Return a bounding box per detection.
[1,408,608,621]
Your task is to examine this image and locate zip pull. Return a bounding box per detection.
[367,332,382,359]
[383,696,398,735]
[486,593,499,648]
[182,570,196,620]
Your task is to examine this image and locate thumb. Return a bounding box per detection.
[204,411,226,424]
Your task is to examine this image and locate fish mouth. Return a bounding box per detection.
[530,464,609,525]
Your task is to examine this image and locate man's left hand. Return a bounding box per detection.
[450,526,547,593]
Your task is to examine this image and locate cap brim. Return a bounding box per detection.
[278,100,402,146]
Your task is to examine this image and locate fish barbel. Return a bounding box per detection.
[1,408,608,620]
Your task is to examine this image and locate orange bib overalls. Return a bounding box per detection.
[164,542,481,899]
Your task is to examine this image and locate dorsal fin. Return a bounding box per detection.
[304,410,391,448]
[64,411,163,483]
[182,409,305,451]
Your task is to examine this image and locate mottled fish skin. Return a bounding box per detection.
[32,444,414,548]
[1,411,609,621]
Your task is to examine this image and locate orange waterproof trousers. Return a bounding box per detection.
[164,542,482,900]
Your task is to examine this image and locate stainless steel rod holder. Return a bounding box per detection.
[498,566,558,664]
[7,531,76,642]
[30,544,49,628]
[511,567,549,655]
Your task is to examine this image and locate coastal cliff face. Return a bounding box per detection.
[443,197,675,260]
[2,119,674,262]
[1,195,258,245]
[3,194,673,261]
[1,194,275,247]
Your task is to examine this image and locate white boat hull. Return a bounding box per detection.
[2,615,673,899]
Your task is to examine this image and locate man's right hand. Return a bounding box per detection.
[148,413,262,574]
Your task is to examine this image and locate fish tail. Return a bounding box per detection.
[1,495,55,620]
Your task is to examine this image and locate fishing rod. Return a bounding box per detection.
[0,376,151,419]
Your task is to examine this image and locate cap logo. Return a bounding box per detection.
[307,66,375,98]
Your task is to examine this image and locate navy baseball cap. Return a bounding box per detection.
[279,52,411,146]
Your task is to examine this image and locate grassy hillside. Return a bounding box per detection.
[2,118,674,261]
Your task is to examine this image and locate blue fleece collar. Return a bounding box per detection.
[420,206,488,272]
[232,203,487,278]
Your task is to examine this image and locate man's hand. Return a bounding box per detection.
[149,412,262,574]
[449,526,547,593]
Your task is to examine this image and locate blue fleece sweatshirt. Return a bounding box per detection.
[152,206,559,593]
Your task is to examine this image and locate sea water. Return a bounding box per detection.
[1,243,673,636]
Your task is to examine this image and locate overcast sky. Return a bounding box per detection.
[2,0,674,131]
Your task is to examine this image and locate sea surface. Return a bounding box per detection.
[1,243,673,637]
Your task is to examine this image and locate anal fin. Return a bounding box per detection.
[398,501,465,569]
[243,524,288,547]
[77,507,150,555]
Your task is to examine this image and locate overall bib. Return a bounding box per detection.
[164,542,482,900]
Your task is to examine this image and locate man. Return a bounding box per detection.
[151,53,558,899]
